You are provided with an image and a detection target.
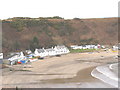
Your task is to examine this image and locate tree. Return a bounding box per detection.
[10,20,25,31]
[73,18,81,20]
[14,41,20,51]
[29,36,39,52]
[52,16,63,19]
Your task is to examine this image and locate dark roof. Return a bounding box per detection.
[45,48,55,52]
[37,49,45,53]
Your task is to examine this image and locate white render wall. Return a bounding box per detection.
[34,45,70,57]
[0,53,3,59]
[71,45,99,50]
[34,49,48,57]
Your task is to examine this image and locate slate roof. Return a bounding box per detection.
[37,49,45,53]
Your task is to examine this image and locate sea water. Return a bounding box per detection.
[91,63,119,88]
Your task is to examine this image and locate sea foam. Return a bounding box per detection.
[91,63,118,88]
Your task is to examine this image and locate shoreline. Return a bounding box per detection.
[40,66,97,84]
[2,65,114,88]
[2,51,118,88]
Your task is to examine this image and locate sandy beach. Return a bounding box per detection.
[2,51,118,88]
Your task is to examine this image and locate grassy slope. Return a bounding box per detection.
[70,49,98,53]
[2,18,118,54]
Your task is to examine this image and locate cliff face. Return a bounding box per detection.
[2,17,118,53]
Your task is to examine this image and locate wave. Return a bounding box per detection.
[91,63,118,88]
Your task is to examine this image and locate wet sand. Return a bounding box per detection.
[2,51,118,88]
[41,66,97,83]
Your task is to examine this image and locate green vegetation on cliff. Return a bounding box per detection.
[2,17,118,54]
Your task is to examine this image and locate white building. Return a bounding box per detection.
[54,45,70,55]
[34,48,57,57]
[8,52,26,65]
[71,45,99,50]
[34,45,70,57]
[45,48,56,56]
[0,53,3,59]
[70,45,83,49]
[94,46,98,49]
[34,48,48,57]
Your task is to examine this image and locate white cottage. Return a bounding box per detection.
[85,45,96,49]
[71,45,99,50]
[54,45,70,54]
[34,45,70,57]
[45,48,56,56]
[70,45,83,49]
[34,48,48,57]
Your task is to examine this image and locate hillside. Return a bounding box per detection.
[2,17,118,54]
